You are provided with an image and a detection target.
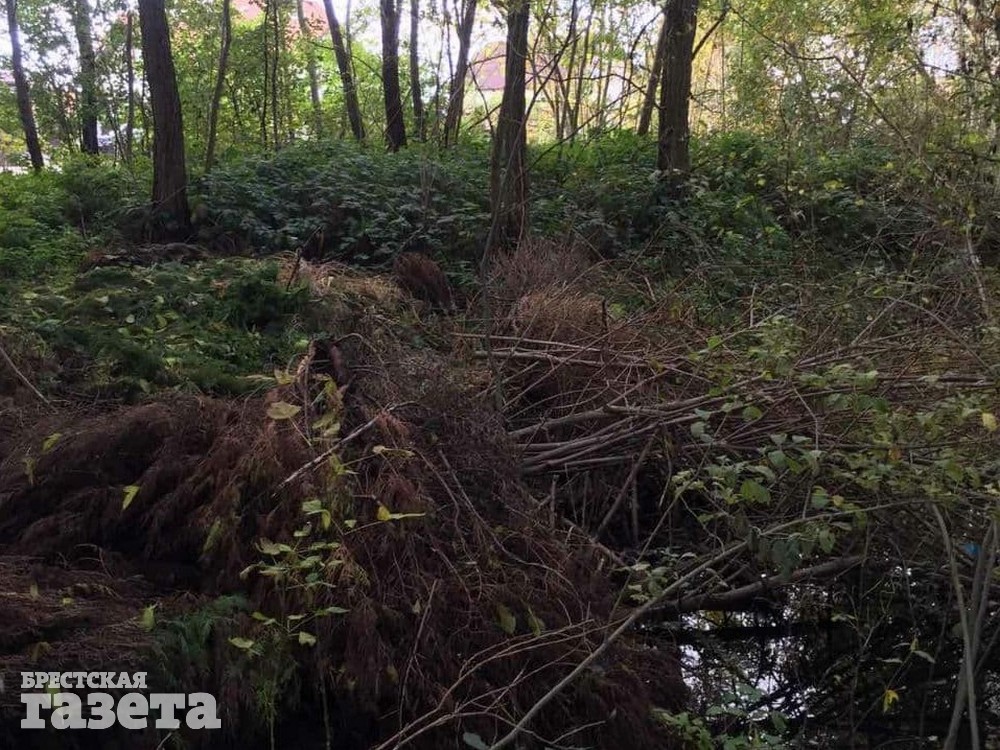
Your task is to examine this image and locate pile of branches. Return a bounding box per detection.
[476,265,1000,746]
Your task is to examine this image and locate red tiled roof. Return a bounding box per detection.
[469,41,555,92]
[233,0,327,33]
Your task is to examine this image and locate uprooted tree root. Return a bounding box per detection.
[0,266,686,749]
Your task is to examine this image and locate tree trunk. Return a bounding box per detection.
[443,0,475,145]
[125,11,136,162]
[4,0,44,171]
[70,0,99,154]
[638,10,667,136]
[138,0,190,232]
[296,0,323,135]
[553,0,579,143]
[380,0,407,150]
[322,0,365,141]
[205,0,232,171]
[487,0,529,253]
[409,0,424,140]
[568,10,594,140]
[268,0,280,147]
[657,0,698,177]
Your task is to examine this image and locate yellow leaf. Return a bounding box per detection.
[273,368,295,385]
[42,433,62,453]
[888,446,902,462]
[882,688,899,713]
[267,401,301,420]
[297,631,317,647]
[376,504,392,522]
[526,607,545,636]
[122,485,140,511]
[140,605,156,632]
[981,412,997,432]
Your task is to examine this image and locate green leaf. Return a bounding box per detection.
[740,479,771,504]
[202,518,223,556]
[526,606,545,636]
[377,505,426,522]
[122,485,140,511]
[496,603,517,635]
[317,605,349,616]
[267,401,301,420]
[258,539,287,555]
[297,631,317,647]
[462,733,489,750]
[818,528,835,553]
[229,636,256,651]
[811,487,831,509]
[742,405,764,421]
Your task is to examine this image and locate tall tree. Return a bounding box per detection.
[380,0,407,150]
[321,0,365,140]
[70,0,99,153]
[487,0,529,252]
[124,10,136,162]
[296,0,323,134]
[138,0,190,232]
[657,0,698,177]
[3,0,44,171]
[638,11,667,136]
[409,0,424,140]
[204,0,232,171]
[443,0,476,145]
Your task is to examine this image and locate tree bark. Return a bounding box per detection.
[380,0,407,150]
[138,0,190,232]
[322,0,365,141]
[657,0,698,177]
[409,0,424,140]
[205,0,232,171]
[296,0,323,135]
[124,11,136,162]
[3,0,44,171]
[637,10,667,136]
[487,0,529,253]
[70,0,99,154]
[268,0,280,147]
[443,0,475,145]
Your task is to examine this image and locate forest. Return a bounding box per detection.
[0,0,999,747]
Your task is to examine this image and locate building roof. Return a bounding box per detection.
[469,40,553,92]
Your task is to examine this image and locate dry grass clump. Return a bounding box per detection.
[488,239,598,305]
[509,287,609,341]
[282,257,404,308]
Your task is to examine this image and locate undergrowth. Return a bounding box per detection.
[0,259,310,397]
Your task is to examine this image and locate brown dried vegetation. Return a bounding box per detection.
[0,258,684,749]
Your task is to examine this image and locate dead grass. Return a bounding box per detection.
[0,257,685,749]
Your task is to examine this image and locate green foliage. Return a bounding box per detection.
[150,594,250,692]
[1,259,310,396]
[196,139,492,262]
